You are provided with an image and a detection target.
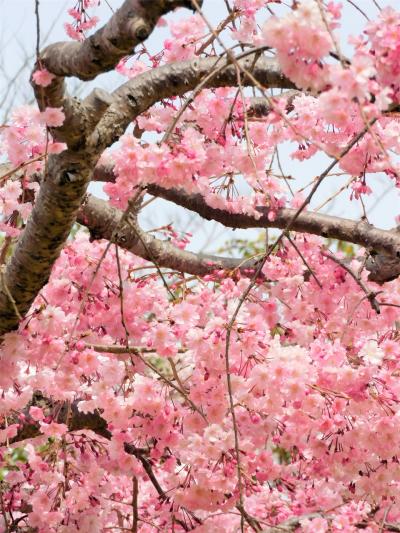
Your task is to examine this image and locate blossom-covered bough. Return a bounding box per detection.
[2,0,400,531]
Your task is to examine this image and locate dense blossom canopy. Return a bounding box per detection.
[2,1,400,531]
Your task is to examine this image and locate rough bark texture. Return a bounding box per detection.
[78,195,260,276]
[91,162,400,279]
[6,391,201,530]
[33,0,201,145]
[146,185,400,258]
[8,391,111,444]
[40,0,201,81]
[246,90,301,117]
[33,85,114,148]
[31,75,83,147]
[0,1,210,336]
[89,54,295,150]
[362,223,400,283]
[0,51,294,336]
[6,394,400,532]
[8,393,155,462]
[1,1,397,338]
[93,164,400,261]
[0,150,95,336]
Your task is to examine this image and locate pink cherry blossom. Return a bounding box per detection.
[32,68,55,87]
[29,406,44,421]
[2,3,400,532]
[40,107,65,127]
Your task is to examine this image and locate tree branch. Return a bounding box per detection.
[32,84,114,148]
[246,90,300,117]
[91,164,400,262]
[0,149,97,336]
[32,0,200,146]
[6,393,200,530]
[89,53,295,150]
[32,1,200,145]
[0,2,205,336]
[365,228,400,283]
[31,72,84,147]
[39,0,200,81]
[78,194,260,277]
[146,186,400,259]
[7,391,110,444]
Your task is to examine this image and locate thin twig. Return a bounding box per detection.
[168,357,188,393]
[115,244,130,347]
[286,235,322,288]
[131,476,139,533]
[196,11,237,55]
[315,0,345,67]
[190,4,375,528]
[60,189,144,365]
[379,506,393,533]
[0,266,22,321]
[236,64,258,174]
[160,45,269,144]
[34,0,41,59]
[85,343,186,355]
[275,147,294,196]
[236,504,262,532]
[124,445,201,531]
[345,0,370,20]
[0,155,46,184]
[124,217,176,300]
[86,343,207,420]
[313,175,355,213]
[322,250,381,313]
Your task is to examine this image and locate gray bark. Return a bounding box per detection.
[78,194,261,276]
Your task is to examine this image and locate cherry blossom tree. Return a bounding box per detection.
[2,0,400,531]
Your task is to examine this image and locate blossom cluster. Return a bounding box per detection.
[2,1,400,532]
[0,105,65,236]
[64,0,100,41]
[1,232,400,531]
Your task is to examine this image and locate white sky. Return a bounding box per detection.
[0,0,399,254]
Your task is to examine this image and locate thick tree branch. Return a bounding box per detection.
[365,228,400,283]
[146,186,400,259]
[8,395,160,473]
[8,52,289,337]
[89,53,295,150]
[246,90,300,117]
[0,3,207,336]
[0,149,97,336]
[40,0,200,81]
[32,85,114,148]
[91,164,400,262]
[78,195,259,276]
[31,73,84,148]
[32,0,196,146]
[7,391,110,444]
[8,394,399,531]
[6,393,200,530]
